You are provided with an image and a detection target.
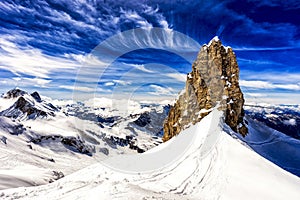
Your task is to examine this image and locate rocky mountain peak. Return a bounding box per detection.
[3,88,27,99]
[0,89,58,120]
[163,37,248,142]
[31,91,42,102]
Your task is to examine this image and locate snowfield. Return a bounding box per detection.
[0,89,171,192]
[1,110,299,200]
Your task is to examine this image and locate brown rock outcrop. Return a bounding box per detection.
[163,37,248,142]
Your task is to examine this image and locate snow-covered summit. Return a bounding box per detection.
[0,89,59,120]
[205,36,231,52]
[207,36,220,46]
[2,88,27,99]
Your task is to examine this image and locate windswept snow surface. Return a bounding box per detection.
[1,110,299,200]
[228,117,300,177]
[0,91,170,190]
[0,116,109,190]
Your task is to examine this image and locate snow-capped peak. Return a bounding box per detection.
[204,36,231,53]
[0,89,59,120]
[2,88,27,99]
[207,36,220,46]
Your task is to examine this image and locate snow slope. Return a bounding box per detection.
[1,110,299,200]
[228,116,300,177]
[0,90,169,190]
[0,116,108,190]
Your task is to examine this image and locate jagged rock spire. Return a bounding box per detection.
[163,37,248,141]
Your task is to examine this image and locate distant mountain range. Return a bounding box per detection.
[244,104,300,140]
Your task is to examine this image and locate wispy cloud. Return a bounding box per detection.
[148,84,174,96]
[0,37,79,78]
[113,80,132,86]
[240,80,300,90]
[244,93,300,105]
[120,8,153,29]
[104,82,115,86]
[0,77,51,88]
[259,73,300,83]
[65,53,107,66]
[241,71,300,84]
[244,93,266,97]
[237,58,284,66]
[133,64,155,73]
[233,46,298,51]
[247,0,300,9]
[17,77,51,87]
[59,85,94,92]
[165,73,187,82]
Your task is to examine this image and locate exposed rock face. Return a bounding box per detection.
[0,89,58,120]
[30,135,95,156]
[31,91,42,102]
[134,112,151,127]
[163,37,248,142]
[3,88,27,99]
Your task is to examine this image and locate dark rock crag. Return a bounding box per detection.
[0,88,58,120]
[163,37,248,142]
[3,88,27,99]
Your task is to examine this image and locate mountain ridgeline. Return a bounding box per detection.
[163,37,248,141]
[0,88,58,120]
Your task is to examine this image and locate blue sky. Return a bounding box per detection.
[0,0,299,103]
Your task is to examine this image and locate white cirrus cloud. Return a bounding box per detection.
[59,85,95,92]
[104,82,115,86]
[245,93,266,97]
[242,72,300,84]
[240,80,274,89]
[120,8,153,29]
[0,37,79,78]
[113,80,132,86]
[148,84,175,96]
[65,53,107,66]
[0,77,51,88]
[133,64,155,73]
[165,73,187,82]
[240,80,300,90]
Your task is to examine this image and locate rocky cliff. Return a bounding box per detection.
[163,37,248,142]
